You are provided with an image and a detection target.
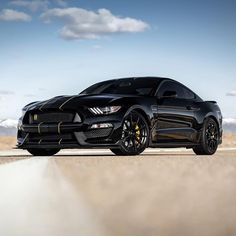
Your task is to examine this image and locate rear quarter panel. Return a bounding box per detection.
[195,101,223,140]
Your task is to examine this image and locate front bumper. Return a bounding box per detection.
[17,118,123,149]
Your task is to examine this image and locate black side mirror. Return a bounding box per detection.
[161,90,177,98]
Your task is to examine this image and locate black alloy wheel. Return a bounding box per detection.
[193,118,219,155]
[110,111,149,155]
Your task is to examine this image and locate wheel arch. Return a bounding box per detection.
[133,108,151,126]
[124,105,151,126]
[204,115,220,132]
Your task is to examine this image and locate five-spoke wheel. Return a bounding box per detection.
[193,117,219,155]
[110,110,149,155]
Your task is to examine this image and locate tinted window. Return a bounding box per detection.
[182,87,195,99]
[81,78,161,96]
[157,81,195,99]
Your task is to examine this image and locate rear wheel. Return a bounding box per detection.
[27,148,60,156]
[110,110,149,156]
[193,118,219,155]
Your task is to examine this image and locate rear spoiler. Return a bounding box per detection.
[205,101,217,104]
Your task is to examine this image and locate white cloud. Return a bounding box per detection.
[10,0,49,12]
[0,9,31,21]
[226,91,236,96]
[9,0,68,11]
[40,8,149,40]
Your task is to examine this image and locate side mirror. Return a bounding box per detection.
[161,90,177,98]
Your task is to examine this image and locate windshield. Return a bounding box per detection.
[80,78,161,96]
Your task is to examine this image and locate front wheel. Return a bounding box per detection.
[27,148,60,156]
[193,118,219,155]
[110,110,149,156]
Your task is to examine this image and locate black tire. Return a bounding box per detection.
[110,148,125,155]
[193,117,219,155]
[27,148,60,156]
[110,110,149,156]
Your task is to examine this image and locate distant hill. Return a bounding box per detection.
[0,118,236,136]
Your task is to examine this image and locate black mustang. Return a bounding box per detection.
[17,77,222,156]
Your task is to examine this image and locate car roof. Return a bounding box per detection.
[102,76,172,84]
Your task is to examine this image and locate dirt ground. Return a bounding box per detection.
[0,136,17,150]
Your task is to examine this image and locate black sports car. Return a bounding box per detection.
[17,77,223,156]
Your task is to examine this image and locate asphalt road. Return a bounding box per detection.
[0,148,236,236]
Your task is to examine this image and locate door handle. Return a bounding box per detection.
[186,105,199,111]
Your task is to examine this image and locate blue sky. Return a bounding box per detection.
[0,0,236,119]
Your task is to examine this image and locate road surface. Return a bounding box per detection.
[0,148,236,236]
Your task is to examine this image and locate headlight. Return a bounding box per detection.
[89,106,121,115]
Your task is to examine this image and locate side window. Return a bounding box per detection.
[157,81,195,100]
[182,87,195,99]
[157,81,174,97]
[173,83,185,98]
[157,81,183,98]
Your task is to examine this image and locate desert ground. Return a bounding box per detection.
[0,134,236,236]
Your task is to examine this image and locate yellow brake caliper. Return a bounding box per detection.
[135,124,141,143]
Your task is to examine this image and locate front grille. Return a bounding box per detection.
[84,128,112,139]
[29,112,74,124]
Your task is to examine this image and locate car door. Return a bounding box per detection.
[152,80,198,143]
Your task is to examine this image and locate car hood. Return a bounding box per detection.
[25,94,137,111]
